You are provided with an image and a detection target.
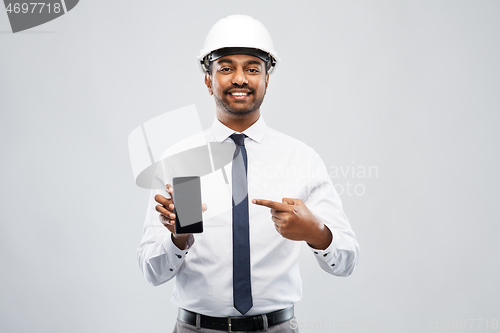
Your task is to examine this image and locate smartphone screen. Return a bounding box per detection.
[173,176,203,234]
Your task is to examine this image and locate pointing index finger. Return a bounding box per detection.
[252,199,293,212]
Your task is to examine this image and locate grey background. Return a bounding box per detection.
[1,1,499,332]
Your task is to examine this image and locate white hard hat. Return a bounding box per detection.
[198,15,280,74]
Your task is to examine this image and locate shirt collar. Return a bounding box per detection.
[211,116,267,144]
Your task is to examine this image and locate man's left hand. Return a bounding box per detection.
[252,198,332,250]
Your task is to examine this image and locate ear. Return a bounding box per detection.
[204,73,213,95]
[265,73,269,88]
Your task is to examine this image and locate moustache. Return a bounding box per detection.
[223,85,255,95]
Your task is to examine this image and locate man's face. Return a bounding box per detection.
[205,54,269,117]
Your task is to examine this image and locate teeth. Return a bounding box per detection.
[231,92,248,96]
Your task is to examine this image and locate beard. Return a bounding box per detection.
[214,85,265,117]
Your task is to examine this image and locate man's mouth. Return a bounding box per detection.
[230,92,249,96]
[227,91,252,101]
[226,88,253,99]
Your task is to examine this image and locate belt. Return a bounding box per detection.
[178,306,294,332]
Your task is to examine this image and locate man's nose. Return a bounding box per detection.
[231,68,248,86]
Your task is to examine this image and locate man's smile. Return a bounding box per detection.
[226,89,253,101]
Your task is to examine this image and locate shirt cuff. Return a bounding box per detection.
[309,229,339,265]
[162,233,194,260]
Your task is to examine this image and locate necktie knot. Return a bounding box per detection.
[230,133,246,147]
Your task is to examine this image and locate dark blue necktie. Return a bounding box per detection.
[230,133,253,315]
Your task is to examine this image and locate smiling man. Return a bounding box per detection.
[206,52,269,131]
[209,53,266,113]
[137,15,360,333]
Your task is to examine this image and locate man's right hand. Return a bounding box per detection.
[154,184,207,250]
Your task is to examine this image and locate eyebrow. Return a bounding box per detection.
[217,58,233,65]
[245,60,263,67]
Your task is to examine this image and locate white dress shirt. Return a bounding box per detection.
[137,116,359,317]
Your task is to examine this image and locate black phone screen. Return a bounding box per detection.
[173,176,203,234]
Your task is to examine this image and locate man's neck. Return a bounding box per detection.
[217,110,260,133]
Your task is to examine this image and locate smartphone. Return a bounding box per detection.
[173,176,203,234]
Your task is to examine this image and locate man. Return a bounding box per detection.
[137,15,359,333]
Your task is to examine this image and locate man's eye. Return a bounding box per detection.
[220,68,231,72]
[248,68,259,73]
